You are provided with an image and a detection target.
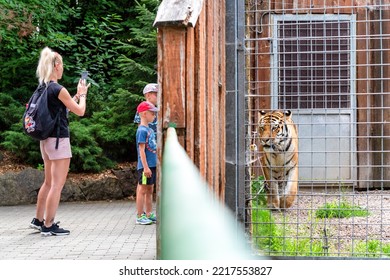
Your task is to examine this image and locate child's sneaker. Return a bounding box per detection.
[41,222,70,236]
[136,214,153,225]
[29,218,44,231]
[147,212,157,223]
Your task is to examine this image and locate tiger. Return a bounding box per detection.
[258,110,298,210]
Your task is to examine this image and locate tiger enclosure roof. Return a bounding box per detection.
[153,0,204,28]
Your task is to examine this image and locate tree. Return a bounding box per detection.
[0,0,160,172]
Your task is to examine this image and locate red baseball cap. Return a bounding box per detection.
[137,101,159,113]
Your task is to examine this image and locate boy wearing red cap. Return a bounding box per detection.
[134,83,158,223]
[135,101,158,225]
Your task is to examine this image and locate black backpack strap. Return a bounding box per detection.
[54,107,62,149]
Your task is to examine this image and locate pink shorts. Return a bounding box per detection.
[40,137,72,160]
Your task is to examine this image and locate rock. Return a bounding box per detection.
[0,168,44,206]
[0,166,139,206]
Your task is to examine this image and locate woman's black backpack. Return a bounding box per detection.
[23,83,62,149]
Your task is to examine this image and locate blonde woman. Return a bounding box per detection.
[29,47,90,236]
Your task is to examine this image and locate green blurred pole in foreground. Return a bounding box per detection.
[160,127,253,259]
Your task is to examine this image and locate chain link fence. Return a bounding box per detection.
[244,0,390,258]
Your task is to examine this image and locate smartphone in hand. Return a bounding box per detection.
[81,71,88,82]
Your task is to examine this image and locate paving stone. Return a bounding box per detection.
[0,201,156,260]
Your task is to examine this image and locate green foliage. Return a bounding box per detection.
[69,122,115,172]
[250,174,383,258]
[352,240,390,258]
[251,191,385,257]
[0,93,25,138]
[251,175,267,207]
[88,88,143,161]
[382,243,390,257]
[36,163,44,171]
[0,0,160,172]
[252,208,324,257]
[315,200,370,219]
[251,176,324,256]
[0,0,74,93]
[2,130,41,165]
[113,0,159,91]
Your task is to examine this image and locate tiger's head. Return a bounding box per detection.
[258,110,292,150]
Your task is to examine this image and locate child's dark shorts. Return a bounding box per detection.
[137,167,157,185]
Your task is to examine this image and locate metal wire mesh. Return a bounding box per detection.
[244,0,390,258]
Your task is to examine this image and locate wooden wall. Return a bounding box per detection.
[155,0,226,199]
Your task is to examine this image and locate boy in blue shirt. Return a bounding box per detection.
[134,83,158,135]
[135,101,158,225]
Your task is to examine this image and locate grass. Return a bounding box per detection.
[315,200,370,219]
[251,176,324,256]
[252,207,324,256]
[250,176,389,258]
[352,240,390,258]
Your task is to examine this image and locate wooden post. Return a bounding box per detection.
[154,0,226,259]
[355,6,374,189]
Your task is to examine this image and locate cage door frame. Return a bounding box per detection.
[270,14,357,186]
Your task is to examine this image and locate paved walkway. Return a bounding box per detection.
[0,201,156,260]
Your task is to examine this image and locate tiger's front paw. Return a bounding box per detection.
[267,195,280,210]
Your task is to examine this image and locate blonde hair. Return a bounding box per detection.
[36,47,59,84]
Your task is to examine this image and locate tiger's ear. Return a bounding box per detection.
[259,110,266,122]
[284,110,292,117]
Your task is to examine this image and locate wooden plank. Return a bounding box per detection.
[247,9,264,180]
[218,0,226,201]
[272,0,354,14]
[212,0,222,199]
[185,27,195,161]
[273,0,294,13]
[338,0,353,14]
[371,8,390,187]
[157,29,164,175]
[355,10,372,189]
[211,0,220,198]
[154,0,204,28]
[156,27,164,261]
[156,0,226,253]
[156,0,225,200]
[371,9,383,186]
[311,0,327,13]
[382,9,390,185]
[195,6,207,182]
[292,0,311,13]
[206,0,215,194]
[160,27,187,129]
[249,11,270,181]
[256,13,271,110]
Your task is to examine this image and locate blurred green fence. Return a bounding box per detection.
[159,127,253,259]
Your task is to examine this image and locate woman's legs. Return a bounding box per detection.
[44,158,70,227]
[35,159,52,221]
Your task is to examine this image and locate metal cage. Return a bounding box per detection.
[244,0,390,258]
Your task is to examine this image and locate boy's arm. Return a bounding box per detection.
[138,143,152,177]
[134,112,141,125]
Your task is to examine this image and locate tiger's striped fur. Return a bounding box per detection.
[258,110,298,209]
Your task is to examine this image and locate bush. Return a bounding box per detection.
[0,0,159,172]
[2,130,41,165]
[69,121,115,172]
